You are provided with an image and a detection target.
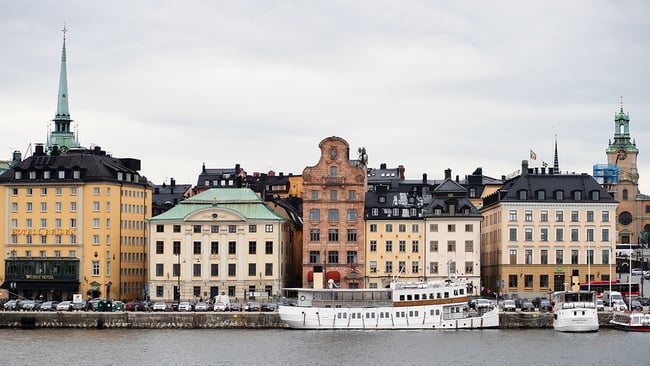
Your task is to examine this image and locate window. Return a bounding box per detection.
[571,211,579,222]
[329,166,337,176]
[385,240,393,252]
[573,191,582,200]
[92,261,100,276]
[346,209,358,222]
[556,249,564,264]
[309,251,320,264]
[229,225,237,233]
[412,240,419,253]
[347,251,357,265]
[310,229,320,241]
[602,228,610,242]
[156,263,164,277]
[555,190,564,200]
[385,224,393,232]
[540,249,548,265]
[175,225,182,233]
[369,224,377,233]
[193,241,201,255]
[398,224,407,233]
[40,187,47,195]
[211,263,219,277]
[328,251,339,264]
[347,229,357,242]
[556,228,564,242]
[411,261,419,274]
[447,240,456,252]
[524,210,533,222]
[465,240,473,252]
[265,224,273,233]
[412,224,419,233]
[540,227,548,241]
[536,190,546,200]
[309,209,321,221]
[92,201,100,212]
[40,202,47,212]
[248,263,256,276]
[348,190,356,200]
[11,202,18,212]
[328,229,339,242]
[509,249,517,264]
[370,240,377,252]
[399,240,406,252]
[369,261,377,273]
[509,228,517,241]
[525,228,533,241]
[228,263,236,277]
[571,228,579,242]
[540,210,548,222]
[265,263,273,276]
[92,218,100,229]
[586,228,594,242]
[587,248,594,265]
[173,241,181,255]
[330,190,337,201]
[40,218,47,228]
[371,208,379,216]
[586,211,594,222]
[55,202,62,212]
[465,261,473,274]
[211,241,219,254]
[248,241,257,255]
[311,190,319,200]
[602,211,610,222]
[156,241,164,254]
[265,241,273,255]
[173,263,180,277]
[447,224,455,232]
[571,249,579,264]
[194,225,202,233]
[540,275,549,289]
[385,261,393,273]
[509,274,518,288]
[602,249,610,265]
[525,249,533,264]
[518,190,527,200]
[249,225,257,233]
[93,187,100,195]
[465,224,473,232]
[429,224,438,232]
[524,275,533,288]
[228,241,236,255]
[430,241,438,252]
[555,210,563,222]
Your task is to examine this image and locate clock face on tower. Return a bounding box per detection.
[617,148,628,161]
[619,211,632,226]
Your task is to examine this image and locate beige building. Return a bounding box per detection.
[481,161,617,297]
[147,188,292,303]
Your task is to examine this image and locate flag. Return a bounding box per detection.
[530,149,537,160]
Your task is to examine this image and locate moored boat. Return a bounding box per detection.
[610,311,650,332]
[278,277,499,330]
[552,290,599,332]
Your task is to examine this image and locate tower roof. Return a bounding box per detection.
[53,25,71,123]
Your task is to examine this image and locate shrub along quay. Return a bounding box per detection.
[0,311,616,329]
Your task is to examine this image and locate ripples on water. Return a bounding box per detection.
[1,328,645,366]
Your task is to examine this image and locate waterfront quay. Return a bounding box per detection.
[0,311,616,330]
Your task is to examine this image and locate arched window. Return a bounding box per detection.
[622,189,628,200]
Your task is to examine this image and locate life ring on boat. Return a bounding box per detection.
[300,295,306,301]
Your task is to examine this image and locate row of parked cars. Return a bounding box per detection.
[501,297,552,312]
[150,301,278,312]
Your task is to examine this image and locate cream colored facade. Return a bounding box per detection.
[147,188,291,303]
[365,220,424,288]
[482,201,617,297]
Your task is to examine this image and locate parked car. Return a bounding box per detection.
[194,302,211,311]
[245,302,261,312]
[633,297,649,306]
[229,302,242,312]
[520,300,534,312]
[3,299,18,311]
[56,301,73,311]
[152,302,168,312]
[261,302,277,312]
[596,299,605,311]
[629,300,643,311]
[213,302,228,311]
[503,299,517,312]
[71,300,89,311]
[21,300,37,311]
[539,299,552,312]
[178,302,194,312]
[125,301,147,311]
[39,301,59,311]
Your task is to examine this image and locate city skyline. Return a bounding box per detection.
[2,1,649,192]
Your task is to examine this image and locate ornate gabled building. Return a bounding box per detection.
[480,161,617,297]
[0,29,151,302]
[302,137,367,288]
[605,102,650,245]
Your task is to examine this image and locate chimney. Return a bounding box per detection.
[456,175,459,183]
[522,160,529,175]
[422,173,427,184]
[35,144,45,156]
[444,168,452,180]
[170,178,176,187]
[12,150,21,162]
[380,163,387,169]
[398,165,405,181]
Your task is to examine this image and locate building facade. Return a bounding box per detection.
[480,161,617,297]
[302,137,367,288]
[147,188,292,302]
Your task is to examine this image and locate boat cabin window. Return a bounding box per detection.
[454,290,458,295]
[407,295,412,300]
[414,294,420,300]
[444,292,449,298]
[437,293,442,299]
[400,295,405,301]
[460,289,464,295]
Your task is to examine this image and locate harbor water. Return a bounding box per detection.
[1,327,646,365]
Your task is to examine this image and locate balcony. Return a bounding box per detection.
[323,176,344,185]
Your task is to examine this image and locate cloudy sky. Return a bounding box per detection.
[2,1,649,192]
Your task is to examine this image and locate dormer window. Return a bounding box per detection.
[555,190,564,200]
[536,190,545,200]
[73,170,81,179]
[43,171,50,179]
[572,190,582,200]
[591,190,600,200]
[379,196,386,203]
[14,171,21,179]
[518,190,527,200]
[58,170,65,179]
[434,208,442,215]
[29,171,36,179]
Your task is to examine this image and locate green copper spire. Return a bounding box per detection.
[48,24,78,152]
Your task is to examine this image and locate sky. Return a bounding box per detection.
[2,1,650,192]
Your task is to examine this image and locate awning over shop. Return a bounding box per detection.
[0,281,80,291]
[326,271,341,282]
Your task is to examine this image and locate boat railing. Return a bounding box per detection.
[310,299,393,308]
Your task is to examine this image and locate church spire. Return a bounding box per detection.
[48,24,78,152]
[553,135,559,173]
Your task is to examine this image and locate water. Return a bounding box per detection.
[1,328,645,366]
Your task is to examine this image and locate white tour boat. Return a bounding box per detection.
[552,290,599,332]
[278,277,499,330]
[610,311,650,332]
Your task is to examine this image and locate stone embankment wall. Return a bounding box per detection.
[0,311,615,329]
[0,312,287,329]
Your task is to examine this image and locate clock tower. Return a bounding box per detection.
[605,99,646,244]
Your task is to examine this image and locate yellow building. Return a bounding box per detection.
[481,161,617,297]
[0,30,151,302]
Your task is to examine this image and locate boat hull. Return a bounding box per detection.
[553,308,599,332]
[279,305,499,330]
[610,312,650,332]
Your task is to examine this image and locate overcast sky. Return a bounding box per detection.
[2,1,649,193]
